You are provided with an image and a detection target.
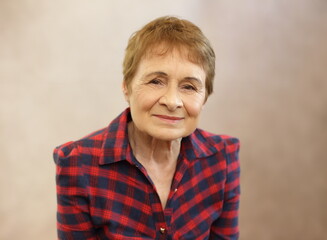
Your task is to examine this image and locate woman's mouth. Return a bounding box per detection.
[153,114,184,123]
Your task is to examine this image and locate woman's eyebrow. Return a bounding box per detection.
[144,71,168,78]
[143,72,203,86]
[183,77,203,86]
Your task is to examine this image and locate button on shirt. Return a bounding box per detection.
[54,108,240,240]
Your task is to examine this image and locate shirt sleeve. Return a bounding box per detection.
[54,142,97,240]
[210,138,240,240]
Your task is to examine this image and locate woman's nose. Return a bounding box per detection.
[158,86,183,111]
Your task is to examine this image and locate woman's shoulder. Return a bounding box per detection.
[53,127,108,165]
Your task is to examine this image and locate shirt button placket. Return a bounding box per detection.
[159,226,168,240]
[160,227,166,234]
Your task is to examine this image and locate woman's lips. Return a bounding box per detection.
[153,114,184,123]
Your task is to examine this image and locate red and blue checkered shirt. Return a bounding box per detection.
[54,108,240,240]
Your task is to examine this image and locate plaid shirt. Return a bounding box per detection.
[54,108,240,240]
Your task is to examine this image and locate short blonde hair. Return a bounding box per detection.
[123,16,216,98]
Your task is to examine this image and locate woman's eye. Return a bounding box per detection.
[182,84,197,91]
[148,79,162,85]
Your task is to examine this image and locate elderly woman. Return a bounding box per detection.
[54,16,240,240]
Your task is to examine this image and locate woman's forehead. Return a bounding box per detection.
[143,43,203,66]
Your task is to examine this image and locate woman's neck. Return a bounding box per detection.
[127,122,181,166]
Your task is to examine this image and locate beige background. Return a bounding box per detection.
[1,0,326,239]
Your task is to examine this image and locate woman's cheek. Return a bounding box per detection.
[135,89,159,108]
[184,95,205,116]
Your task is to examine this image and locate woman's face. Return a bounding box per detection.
[123,47,206,141]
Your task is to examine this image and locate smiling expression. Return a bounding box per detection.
[123,47,207,141]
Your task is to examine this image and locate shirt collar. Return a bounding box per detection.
[181,129,219,160]
[99,108,132,165]
[98,108,219,165]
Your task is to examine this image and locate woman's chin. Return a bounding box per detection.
[147,128,193,141]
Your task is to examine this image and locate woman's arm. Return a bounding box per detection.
[54,142,97,240]
[210,138,240,240]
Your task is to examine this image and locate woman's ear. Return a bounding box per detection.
[122,81,130,102]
